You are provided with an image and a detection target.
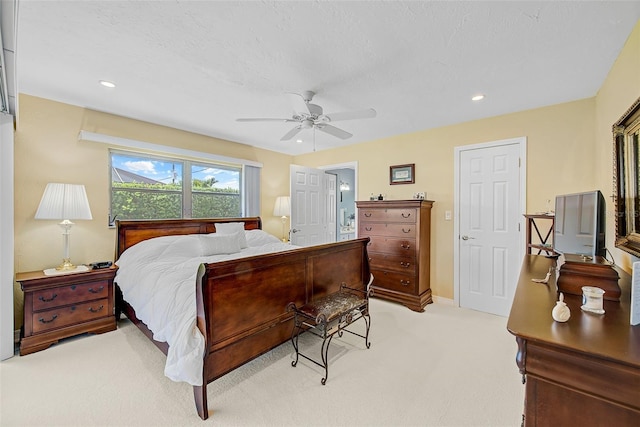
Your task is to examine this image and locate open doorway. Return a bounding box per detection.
[323,162,357,241]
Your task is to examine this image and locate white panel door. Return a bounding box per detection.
[290,164,326,246]
[325,173,337,243]
[458,141,523,316]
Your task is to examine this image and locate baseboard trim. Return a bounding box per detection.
[432,296,455,306]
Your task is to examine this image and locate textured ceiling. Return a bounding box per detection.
[15,1,640,156]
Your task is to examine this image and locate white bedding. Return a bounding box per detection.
[114,229,297,386]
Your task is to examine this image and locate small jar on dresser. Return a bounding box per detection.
[356,199,433,312]
[17,266,117,356]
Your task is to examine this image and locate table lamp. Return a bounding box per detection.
[35,183,93,271]
[273,196,291,242]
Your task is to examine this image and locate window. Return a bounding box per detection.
[110,151,242,221]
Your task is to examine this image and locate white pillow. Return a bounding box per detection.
[214,222,248,248]
[245,229,282,247]
[199,233,242,256]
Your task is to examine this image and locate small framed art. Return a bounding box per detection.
[390,163,415,185]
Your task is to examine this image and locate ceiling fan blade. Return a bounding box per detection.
[280,126,303,141]
[287,92,311,115]
[236,118,296,122]
[324,108,377,122]
[316,124,352,140]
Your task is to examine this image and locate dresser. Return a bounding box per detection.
[18,267,117,355]
[356,199,433,312]
[507,255,640,425]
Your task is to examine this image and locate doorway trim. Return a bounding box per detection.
[318,161,358,201]
[453,137,527,308]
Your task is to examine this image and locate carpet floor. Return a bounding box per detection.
[0,298,523,426]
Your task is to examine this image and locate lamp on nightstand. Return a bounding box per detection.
[35,183,93,271]
[273,196,291,242]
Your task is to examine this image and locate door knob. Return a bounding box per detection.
[291,229,301,233]
[461,235,475,240]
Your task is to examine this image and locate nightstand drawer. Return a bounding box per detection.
[31,298,110,333]
[32,280,110,311]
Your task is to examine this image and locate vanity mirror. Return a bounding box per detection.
[614,95,640,257]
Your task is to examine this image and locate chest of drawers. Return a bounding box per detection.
[356,200,433,311]
[18,267,117,355]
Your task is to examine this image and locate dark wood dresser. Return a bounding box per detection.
[356,199,433,312]
[18,267,117,355]
[507,255,640,426]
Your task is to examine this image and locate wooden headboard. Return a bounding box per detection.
[115,217,262,259]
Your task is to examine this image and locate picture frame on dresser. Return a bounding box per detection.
[389,163,415,185]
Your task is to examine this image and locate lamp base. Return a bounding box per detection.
[56,258,76,271]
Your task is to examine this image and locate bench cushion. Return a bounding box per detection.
[297,291,366,324]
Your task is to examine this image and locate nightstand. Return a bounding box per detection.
[17,266,117,356]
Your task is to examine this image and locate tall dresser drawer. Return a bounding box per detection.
[32,298,110,333]
[360,208,417,223]
[368,236,416,257]
[359,222,416,237]
[32,280,110,311]
[371,269,417,294]
[368,253,416,274]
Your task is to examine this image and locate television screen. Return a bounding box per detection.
[553,190,606,257]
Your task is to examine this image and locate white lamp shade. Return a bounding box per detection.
[273,196,290,217]
[35,183,93,220]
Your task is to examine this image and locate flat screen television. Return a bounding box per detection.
[553,190,606,258]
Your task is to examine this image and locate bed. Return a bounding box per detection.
[113,217,371,420]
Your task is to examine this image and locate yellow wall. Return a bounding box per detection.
[13,95,293,323]
[294,98,597,299]
[13,20,640,324]
[595,20,640,272]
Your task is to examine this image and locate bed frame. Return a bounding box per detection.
[114,217,370,420]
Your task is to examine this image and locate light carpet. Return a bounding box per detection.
[0,299,524,426]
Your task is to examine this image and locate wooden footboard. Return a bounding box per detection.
[114,218,370,420]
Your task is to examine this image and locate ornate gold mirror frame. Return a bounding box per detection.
[614,95,640,257]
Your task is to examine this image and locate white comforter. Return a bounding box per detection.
[114,229,297,386]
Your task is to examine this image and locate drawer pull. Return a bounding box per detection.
[38,293,57,303]
[88,286,104,294]
[400,262,411,268]
[400,280,411,286]
[401,213,411,218]
[38,315,58,324]
[402,228,411,233]
[365,226,372,231]
[71,285,77,290]
[364,213,372,217]
[401,243,411,249]
[88,305,104,313]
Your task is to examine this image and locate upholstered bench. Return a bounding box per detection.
[287,281,372,384]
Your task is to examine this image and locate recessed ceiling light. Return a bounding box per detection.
[296,139,303,144]
[471,94,485,101]
[99,80,116,88]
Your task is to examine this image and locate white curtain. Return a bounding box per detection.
[243,165,261,217]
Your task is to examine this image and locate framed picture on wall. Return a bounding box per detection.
[390,163,415,185]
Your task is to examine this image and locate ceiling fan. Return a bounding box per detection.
[236,91,376,141]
